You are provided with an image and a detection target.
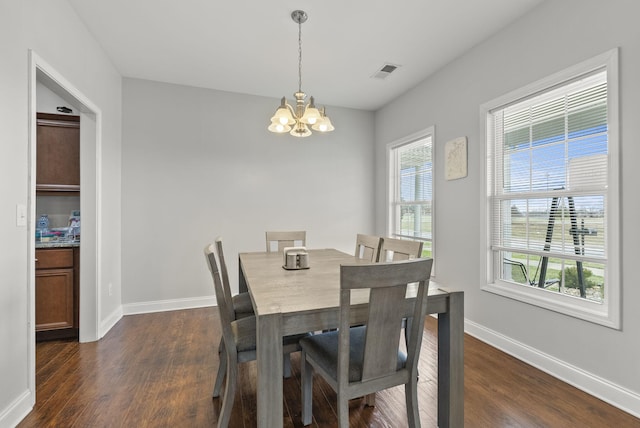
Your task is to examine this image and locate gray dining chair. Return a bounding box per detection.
[352,233,384,404]
[322,233,383,335]
[299,258,434,427]
[213,238,296,387]
[204,244,309,428]
[265,230,306,253]
[354,234,383,262]
[378,236,425,395]
[216,237,253,318]
[378,236,424,262]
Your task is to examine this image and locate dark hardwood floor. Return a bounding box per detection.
[18,308,639,427]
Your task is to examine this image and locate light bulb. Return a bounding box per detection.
[268,122,291,133]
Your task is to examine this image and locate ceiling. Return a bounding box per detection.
[68,0,544,111]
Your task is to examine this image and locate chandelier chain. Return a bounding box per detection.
[298,19,303,93]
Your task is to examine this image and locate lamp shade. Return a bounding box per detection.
[311,108,335,132]
[290,122,312,137]
[300,96,322,125]
[270,97,295,125]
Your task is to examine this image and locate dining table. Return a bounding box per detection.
[238,248,464,428]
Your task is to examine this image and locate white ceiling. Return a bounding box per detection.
[68,0,544,111]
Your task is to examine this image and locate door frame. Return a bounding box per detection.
[27,50,103,393]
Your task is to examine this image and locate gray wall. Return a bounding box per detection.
[376,0,640,414]
[121,78,375,307]
[1,0,122,425]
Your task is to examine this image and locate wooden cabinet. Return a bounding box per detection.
[35,247,79,340]
[36,113,80,193]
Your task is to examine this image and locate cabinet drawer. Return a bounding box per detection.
[35,248,74,269]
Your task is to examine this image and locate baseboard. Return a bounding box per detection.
[96,297,215,341]
[99,305,123,339]
[0,389,32,428]
[465,318,640,419]
[122,296,216,316]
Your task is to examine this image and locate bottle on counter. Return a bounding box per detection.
[68,216,80,242]
[36,214,49,242]
[36,214,49,231]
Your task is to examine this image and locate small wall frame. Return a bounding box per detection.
[445,136,467,180]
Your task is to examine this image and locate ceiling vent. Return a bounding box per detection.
[371,63,400,79]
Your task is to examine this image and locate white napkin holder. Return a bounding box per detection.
[283,246,310,270]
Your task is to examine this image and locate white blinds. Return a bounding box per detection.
[397,139,432,203]
[488,70,608,262]
[391,136,433,242]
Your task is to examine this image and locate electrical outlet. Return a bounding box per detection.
[16,204,27,227]
[108,283,113,296]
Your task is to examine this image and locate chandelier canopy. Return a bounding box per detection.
[268,10,334,137]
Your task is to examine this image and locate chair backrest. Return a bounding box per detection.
[265,231,306,253]
[354,234,383,262]
[378,237,423,262]
[215,237,237,313]
[204,244,236,350]
[339,258,433,385]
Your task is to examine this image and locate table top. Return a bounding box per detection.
[240,248,447,318]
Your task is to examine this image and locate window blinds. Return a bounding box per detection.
[489,69,608,263]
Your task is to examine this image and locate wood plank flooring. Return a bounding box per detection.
[18,308,640,427]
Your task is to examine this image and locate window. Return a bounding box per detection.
[480,50,620,328]
[387,127,434,260]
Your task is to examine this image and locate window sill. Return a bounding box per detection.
[481,280,620,330]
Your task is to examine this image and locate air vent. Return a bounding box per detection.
[371,63,400,79]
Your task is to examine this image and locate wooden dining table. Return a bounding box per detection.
[238,248,464,428]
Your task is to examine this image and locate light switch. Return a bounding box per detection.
[16,204,27,227]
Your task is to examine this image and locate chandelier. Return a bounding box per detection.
[268,10,334,137]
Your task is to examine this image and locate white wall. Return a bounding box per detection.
[0,1,122,425]
[121,78,375,309]
[36,81,74,114]
[376,0,640,416]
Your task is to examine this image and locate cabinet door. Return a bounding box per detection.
[35,268,74,331]
[36,113,80,192]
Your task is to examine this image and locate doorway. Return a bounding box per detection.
[28,50,102,398]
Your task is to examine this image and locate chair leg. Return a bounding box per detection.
[364,393,376,407]
[337,391,349,428]
[301,351,313,426]
[284,353,292,378]
[217,335,224,353]
[213,340,227,398]
[405,377,421,428]
[217,355,238,428]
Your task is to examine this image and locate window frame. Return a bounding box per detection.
[386,126,435,265]
[479,49,620,329]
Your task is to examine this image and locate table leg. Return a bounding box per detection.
[239,257,248,293]
[256,312,283,428]
[438,291,464,428]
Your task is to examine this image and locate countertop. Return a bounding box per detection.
[35,241,80,249]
